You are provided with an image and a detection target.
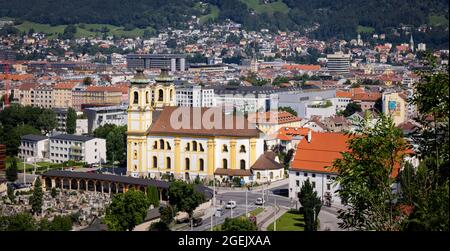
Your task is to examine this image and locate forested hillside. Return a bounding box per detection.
[0,0,448,48]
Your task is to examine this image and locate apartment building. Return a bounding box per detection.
[84,105,128,133]
[176,85,216,107]
[18,134,49,161]
[53,82,78,108]
[49,134,106,164]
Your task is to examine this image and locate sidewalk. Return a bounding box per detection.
[215,179,289,193]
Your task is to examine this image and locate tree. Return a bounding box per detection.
[298,179,321,231]
[332,114,409,231]
[49,215,73,231]
[94,124,126,164]
[221,217,258,231]
[83,77,93,86]
[0,212,37,231]
[168,181,205,228]
[4,124,40,156]
[61,24,77,40]
[148,221,170,231]
[159,205,175,225]
[6,158,18,182]
[66,108,77,134]
[399,55,449,231]
[51,187,57,198]
[104,189,150,231]
[37,109,57,135]
[278,106,298,117]
[342,102,362,117]
[146,186,160,208]
[7,186,15,202]
[29,178,43,215]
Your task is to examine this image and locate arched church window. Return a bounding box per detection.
[158,89,164,102]
[133,91,139,104]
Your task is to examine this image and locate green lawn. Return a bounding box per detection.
[249,207,264,217]
[357,25,375,34]
[429,14,448,27]
[14,21,154,38]
[199,5,220,24]
[240,0,289,15]
[267,210,305,231]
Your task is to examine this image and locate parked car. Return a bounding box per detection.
[192,217,203,227]
[255,197,265,205]
[215,208,223,217]
[225,200,237,209]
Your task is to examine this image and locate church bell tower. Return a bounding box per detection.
[127,69,152,177]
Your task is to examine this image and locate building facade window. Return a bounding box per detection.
[133,91,139,104]
[240,159,246,170]
[222,145,228,152]
[185,158,190,170]
[199,159,204,171]
[222,159,228,169]
[166,157,171,169]
[153,156,158,169]
[160,139,165,150]
[239,145,246,153]
[158,89,164,101]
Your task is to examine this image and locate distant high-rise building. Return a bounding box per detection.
[176,85,216,108]
[126,54,186,72]
[327,52,351,75]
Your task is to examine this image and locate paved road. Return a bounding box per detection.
[191,181,342,231]
[192,189,295,231]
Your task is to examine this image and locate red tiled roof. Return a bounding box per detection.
[336,91,353,98]
[276,127,310,141]
[291,132,351,173]
[86,86,123,93]
[282,64,321,71]
[248,111,301,125]
[54,82,78,90]
[352,92,381,102]
[18,83,38,90]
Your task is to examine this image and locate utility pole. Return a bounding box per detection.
[112,152,115,175]
[210,175,215,231]
[245,188,248,216]
[274,196,277,231]
[23,156,26,184]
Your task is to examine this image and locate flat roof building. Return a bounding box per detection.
[126,54,186,72]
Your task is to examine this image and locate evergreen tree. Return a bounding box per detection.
[29,178,43,215]
[298,179,321,231]
[146,186,160,208]
[6,158,18,182]
[66,108,77,134]
[51,187,57,198]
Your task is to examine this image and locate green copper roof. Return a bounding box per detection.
[130,69,150,84]
[155,68,174,83]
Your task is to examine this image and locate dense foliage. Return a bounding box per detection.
[221,217,258,231]
[104,189,150,231]
[0,104,57,155]
[93,124,126,164]
[0,213,73,231]
[298,179,321,231]
[0,0,447,48]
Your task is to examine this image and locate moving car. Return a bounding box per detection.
[225,200,237,209]
[255,197,265,205]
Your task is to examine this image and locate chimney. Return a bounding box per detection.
[307,130,312,143]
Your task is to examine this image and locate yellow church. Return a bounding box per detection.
[126,69,284,184]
